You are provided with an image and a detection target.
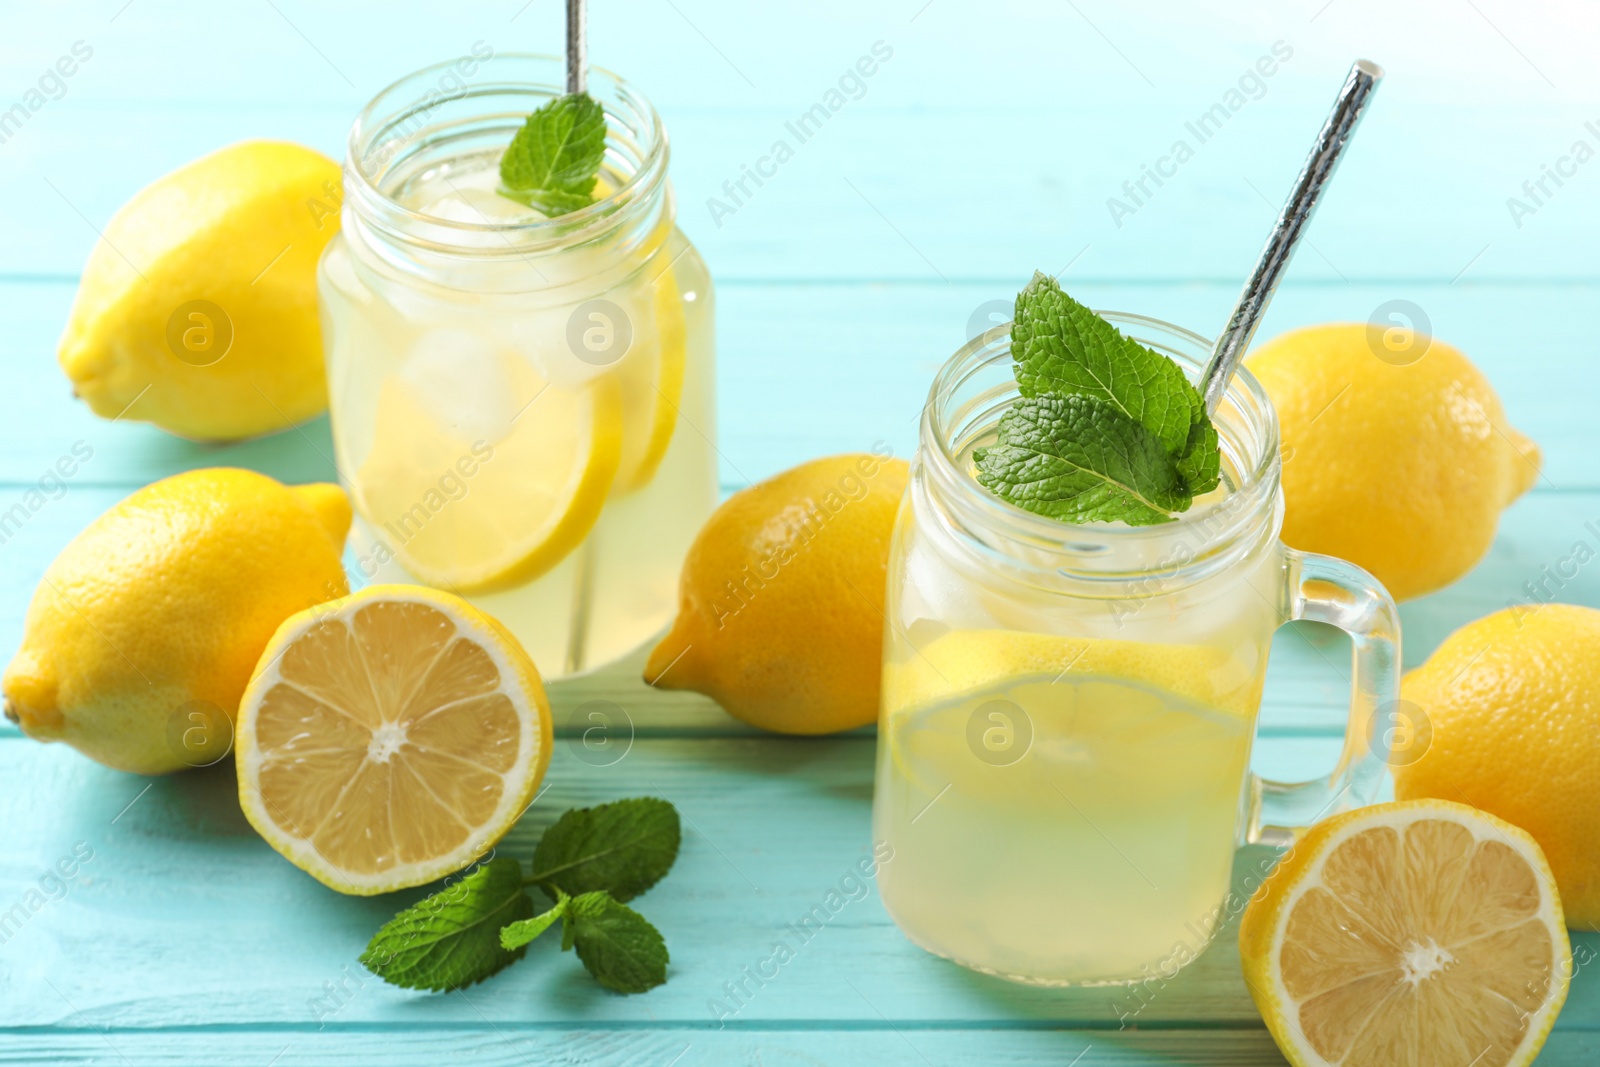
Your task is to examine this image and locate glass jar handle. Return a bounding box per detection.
[1248,548,1401,847]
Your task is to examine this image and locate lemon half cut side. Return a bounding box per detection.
[236,585,551,895]
[1240,799,1570,1067]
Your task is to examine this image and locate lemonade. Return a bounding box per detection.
[318,56,716,677]
[875,572,1277,984]
[880,673,1252,983]
[872,311,1399,985]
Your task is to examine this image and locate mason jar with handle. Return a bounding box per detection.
[872,312,1400,987]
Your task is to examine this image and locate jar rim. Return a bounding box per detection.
[344,52,668,251]
[919,310,1282,580]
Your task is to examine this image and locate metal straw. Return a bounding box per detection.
[1199,59,1383,415]
[566,0,587,95]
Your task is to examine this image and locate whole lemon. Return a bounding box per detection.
[59,141,343,441]
[1246,323,1539,601]
[1395,603,1600,928]
[3,469,351,774]
[646,452,909,734]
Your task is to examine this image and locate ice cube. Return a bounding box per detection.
[419,187,546,226]
[399,328,521,446]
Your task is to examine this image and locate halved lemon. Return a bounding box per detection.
[1240,799,1571,1067]
[236,585,552,895]
[353,347,622,594]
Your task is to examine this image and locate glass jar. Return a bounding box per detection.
[318,53,716,679]
[873,313,1399,986]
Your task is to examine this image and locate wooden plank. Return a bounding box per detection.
[0,737,1593,1047]
[12,106,1598,285]
[0,279,1591,490]
[2,465,1596,719]
[4,4,1598,281]
[1,736,1595,1037]
[0,488,1593,738]
[0,275,1588,740]
[13,0,1589,114]
[8,0,1592,117]
[1,1029,1597,1067]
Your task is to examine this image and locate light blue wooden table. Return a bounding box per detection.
[3,1,1597,1063]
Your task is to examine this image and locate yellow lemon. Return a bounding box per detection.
[1240,799,1569,1067]
[2,469,350,774]
[59,140,343,441]
[646,453,909,734]
[1395,603,1600,928]
[1246,323,1539,601]
[236,585,551,895]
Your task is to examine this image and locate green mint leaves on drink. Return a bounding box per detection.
[362,798,679,995]
[974,272,1221,525]
[977,395,1194,525]
[499,91,607,216]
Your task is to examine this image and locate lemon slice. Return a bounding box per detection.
[883,628,1259,718]
[1240,799,1571,1067]
[886,670,1251,809]
[883,630,1258,807]
[352,344,621,593]
[236,585,552,895]
[612,247,688,492]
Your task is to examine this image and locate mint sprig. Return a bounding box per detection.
[499,92,607,216]
[976,272,1221,525]
[362,798,680,995]
[1012,272,1201,456]
[977,394,1194,525]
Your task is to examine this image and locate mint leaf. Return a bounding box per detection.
[529,797,680,902]
[1013,272,1200,457]
[360,858,533,992]
[974,394,1192,525]
[500,892,569,951]
[979,271,1226,524]
[1177,417,1221,496]
[499,92,607,216]
[563,891,669,994]
[561,903,578,952]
